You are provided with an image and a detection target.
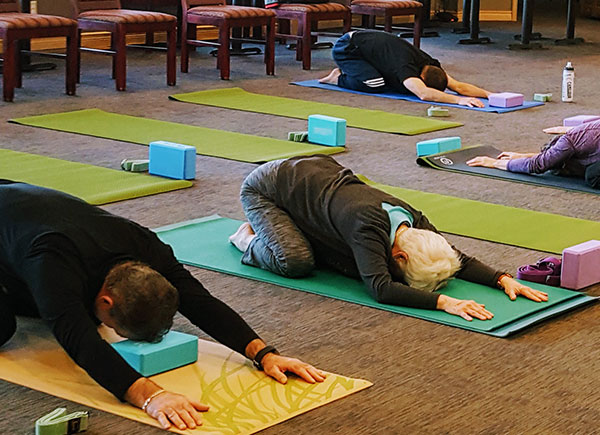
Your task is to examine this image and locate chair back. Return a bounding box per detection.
[70,0,122,15]
[183,0,226,10]
[0,0,19,13]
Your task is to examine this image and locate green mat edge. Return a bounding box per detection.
[8,109,346,164]
[357,174,600,255]
[154,216,598,337]
[415,144,597,195]
[168,89,464,136]
[0,148,193,205]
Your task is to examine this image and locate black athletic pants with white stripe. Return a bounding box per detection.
[333,32,391,93]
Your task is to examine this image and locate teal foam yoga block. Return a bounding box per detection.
[111,331,198,376]
[416,136,461,157]
[308,114,346,146]
[149,141,196,180]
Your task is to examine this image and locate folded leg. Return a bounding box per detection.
[332,32,389,93]
[239,160,315,278]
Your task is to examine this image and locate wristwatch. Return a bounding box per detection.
[253,345,279,370]
[497,272,513,289]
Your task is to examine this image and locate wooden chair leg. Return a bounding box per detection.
[3,36,16,102]
[278,18,290,44]
[368,15,376,28]
[15,40,22,89]
[181,21,194,73]
[218,23,231,80]
[384,12,392,32]
[360,14,369,28]
[76,29,82,84]
[343,12,351,33]
[413,8,422,48]
[114,24,127,91]
[166,26,176,86]
[265,18,275,75]
[66,27,77,96]
[301,15,311,70]
[111,32,116,80]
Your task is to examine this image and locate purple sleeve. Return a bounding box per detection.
[506,135,575,174]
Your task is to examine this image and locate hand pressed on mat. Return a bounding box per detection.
[466,156,508,170]
[126,377,209,431]
[246,338,327,385]
[437,295,494,321]
[500,276,549,302]
[262,353,327,385]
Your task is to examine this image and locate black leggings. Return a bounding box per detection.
[0,289,17,347]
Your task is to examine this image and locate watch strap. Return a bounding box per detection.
[253,345,279,370]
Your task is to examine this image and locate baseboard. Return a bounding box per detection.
[457,10,516,22]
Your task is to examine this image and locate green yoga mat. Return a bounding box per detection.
[155,216,596,337]
[10,109,344,163]
[359,176,600,255]
[0,149,192,205]
[169,87,463,135]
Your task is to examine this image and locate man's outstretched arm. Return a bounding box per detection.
[446,74,492,99]
[403,77,486,108]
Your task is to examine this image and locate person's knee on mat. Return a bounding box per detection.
[278,252,315,278]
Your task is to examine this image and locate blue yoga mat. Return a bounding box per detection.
[292,80,545,113]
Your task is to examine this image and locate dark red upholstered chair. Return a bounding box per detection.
[181,0,276,80]
[0,1,77,102]
[70,0,177,91]
[350,0,423,47]
[274,3,351,71]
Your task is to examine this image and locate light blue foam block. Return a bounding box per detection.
[416,136,461,157]
[149,141,196,180]
[111,331,198,376]
[308,114,346,146]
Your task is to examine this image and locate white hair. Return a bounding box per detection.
[394,227,461,291]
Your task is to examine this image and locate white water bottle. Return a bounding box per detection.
[562,61,574,102]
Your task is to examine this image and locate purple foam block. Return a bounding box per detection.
[488,92,525,108]
[561,240,600,290]
[562,115,600,127]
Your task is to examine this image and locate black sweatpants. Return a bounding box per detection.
[333,32,392,93]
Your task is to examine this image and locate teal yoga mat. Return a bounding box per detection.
[155,216,596,337]
[9,109,344,163]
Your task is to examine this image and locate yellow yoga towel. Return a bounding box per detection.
[0,319,371,434]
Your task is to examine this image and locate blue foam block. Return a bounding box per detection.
[149,141,196,180]
[308,114,346,146]
[416,136,461,157]
[111,331,198,376]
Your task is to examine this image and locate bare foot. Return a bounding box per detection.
[229,222,256,252]
[318,68,341,85]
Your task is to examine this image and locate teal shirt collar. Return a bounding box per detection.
[382,202,414,245]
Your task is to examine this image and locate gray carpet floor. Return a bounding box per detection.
[1,1,600,433]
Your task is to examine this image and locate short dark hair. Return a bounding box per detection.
[104,261,179,342]
[421,65,448,91]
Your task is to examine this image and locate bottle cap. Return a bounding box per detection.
[565,61,574,69]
